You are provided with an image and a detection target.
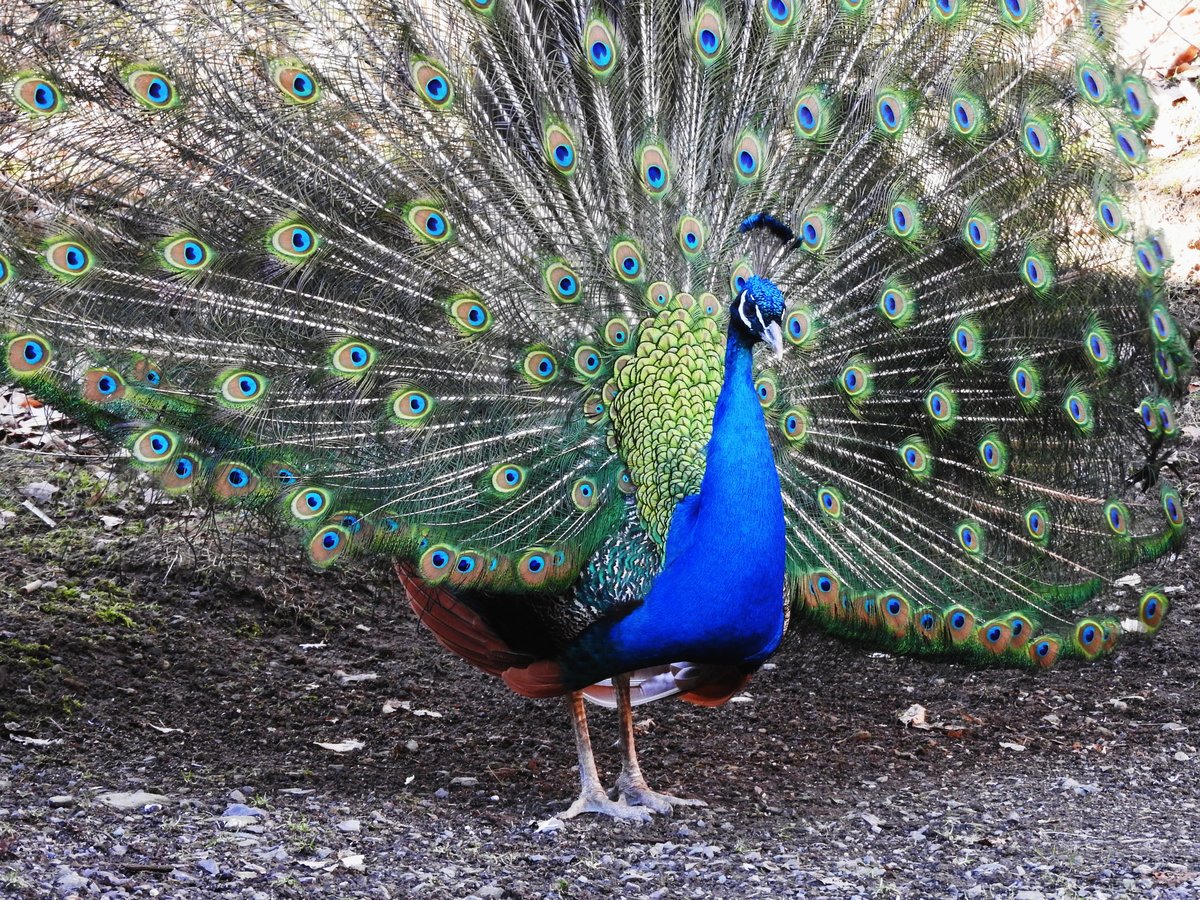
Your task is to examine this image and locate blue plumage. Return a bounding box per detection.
[569,299,788,686]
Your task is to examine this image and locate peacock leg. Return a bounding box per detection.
[610,673,707,814]
[560,691,652,822]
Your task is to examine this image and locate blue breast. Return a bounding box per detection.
[564,325,787,685]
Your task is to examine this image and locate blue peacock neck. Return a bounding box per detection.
[565,312,788,686]
[704,321,781,525]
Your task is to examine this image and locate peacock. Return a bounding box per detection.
[0,0,1190,821]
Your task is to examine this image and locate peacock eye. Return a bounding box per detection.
[543,261,581,303]
[331,339,377,375]
[403,202,453,244]
[219,370,268,405]
[584,17,619,77]
[123,67,181,110]
[733,132,765,182]
[132,428,178,464]
[522,348,559,385]
[391,388,434,425]
[268,58,321,104]
[14,75,66,115]
[411,59,454,108]
[44,240,94,278]
[692,5,725,63]
[268,221,320,261]
[610,240,644,283]
[161,235,215,273]
[490,463,527,495]
[604,317,632,348]
[1000,0,1031,25]
[639,144,672,196]
[876,93,908,135]
[287,486,330,520]
[544,123,578,175]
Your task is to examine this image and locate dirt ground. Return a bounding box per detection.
[3,9,1200,899]
[1,413,1198,900]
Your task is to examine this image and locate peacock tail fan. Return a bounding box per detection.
[0,0,1187,668]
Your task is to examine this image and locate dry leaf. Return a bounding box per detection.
[315,739,364,753]
[898,703,929,729]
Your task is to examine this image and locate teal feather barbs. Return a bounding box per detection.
[0,0,1188,670]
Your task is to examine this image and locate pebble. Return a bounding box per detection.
[54,867,91,897]
[96,790,169,810]
[48,795,76,807]
[337,819,362,833]
[477,885,505,899]
[450,777,479,788]
[222,803,266,818]
[973,862,1008,883]
[197,859,219,876]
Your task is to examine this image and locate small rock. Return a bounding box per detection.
[336,819,361,833]
[340,853,366,871]
[221,803,267,829]
[450,777,479,788]
[48,795,76,808]
[54,867,91,897]
[228,790,247,804]
[434,788,449,800]
[197,859,219,876]
[1015,892,1047,900]
[1059,777,1100,796]
[477,886,505,899]
[404,740,419,753]
[1174,751,1190,762]
[96,790,170,811]
[222,803,266,818]
[21,481,60,503]
[973,862,1009,883]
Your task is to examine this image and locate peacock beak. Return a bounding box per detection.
[763,321,784,361]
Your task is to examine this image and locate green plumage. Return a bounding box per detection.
[0,0,1188,672]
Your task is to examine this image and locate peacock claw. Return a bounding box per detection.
[560,790,653,823]
[611,777,708,815]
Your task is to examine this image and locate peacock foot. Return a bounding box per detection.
[560,789,653,823]
[610,775,708,816]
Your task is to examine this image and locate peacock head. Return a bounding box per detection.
[732,275,786,360]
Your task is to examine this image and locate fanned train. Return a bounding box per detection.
[0,0,1189,818]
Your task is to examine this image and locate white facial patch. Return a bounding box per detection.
[736,289,753,330]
